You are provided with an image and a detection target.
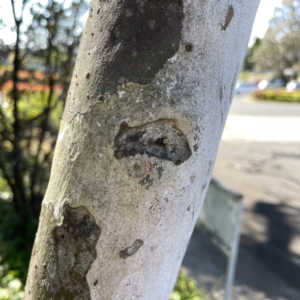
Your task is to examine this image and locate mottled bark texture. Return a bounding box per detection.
[63,0,184,123]
[25,0,259,299]
[24,202,100,300]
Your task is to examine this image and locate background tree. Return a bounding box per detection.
[253,0,300,79]
[243,37,261,71]
[24,0,259,299]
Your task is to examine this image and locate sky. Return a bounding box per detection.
[0,0,283,47]
[249,0,283,45]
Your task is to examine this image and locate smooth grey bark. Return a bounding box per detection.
[25,1,259,299]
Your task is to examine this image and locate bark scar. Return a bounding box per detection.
[220,5,234,31]
[114,120,192,165]
[119,239,144,259]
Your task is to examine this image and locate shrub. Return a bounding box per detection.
[252,90,300,103]
[170,270,205,300]
[0,263,24,300]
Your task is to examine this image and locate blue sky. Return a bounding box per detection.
[0,0,283,47]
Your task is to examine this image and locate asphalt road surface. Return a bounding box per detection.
[213,94,300,291]
[181,94,300,299]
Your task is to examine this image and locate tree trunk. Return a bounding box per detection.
[25,0,259,299]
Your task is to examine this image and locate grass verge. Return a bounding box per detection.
[252,90,300,103]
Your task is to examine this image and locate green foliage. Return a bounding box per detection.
[0,90,63,287]
[252,90,300,103]
[0,89,64,220]
[0,0,89,223]
[17,91,62,125]
[0,199,37,283]
[0,1,89,296]
[0,197,36,300]
[0,0,89,225]
[243,38,261,72]
[170,270,205,300]
[0,266,24,300]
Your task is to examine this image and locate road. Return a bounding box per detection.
[229,94,300,117]
[213,94,300,290]
[182,95,300,299]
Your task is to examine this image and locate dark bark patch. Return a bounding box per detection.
[185,44,193,52]
[193,143,199,152]
[62,0,183,123]
[114,120,192,165]
[126,158,152,179]
[139,174,154,189]
[220,5,234,31]
[219,86,223,102]
[101,0,183,92]
[41,204,101,300]
[119,239,144,259]
[153,164,165,180]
